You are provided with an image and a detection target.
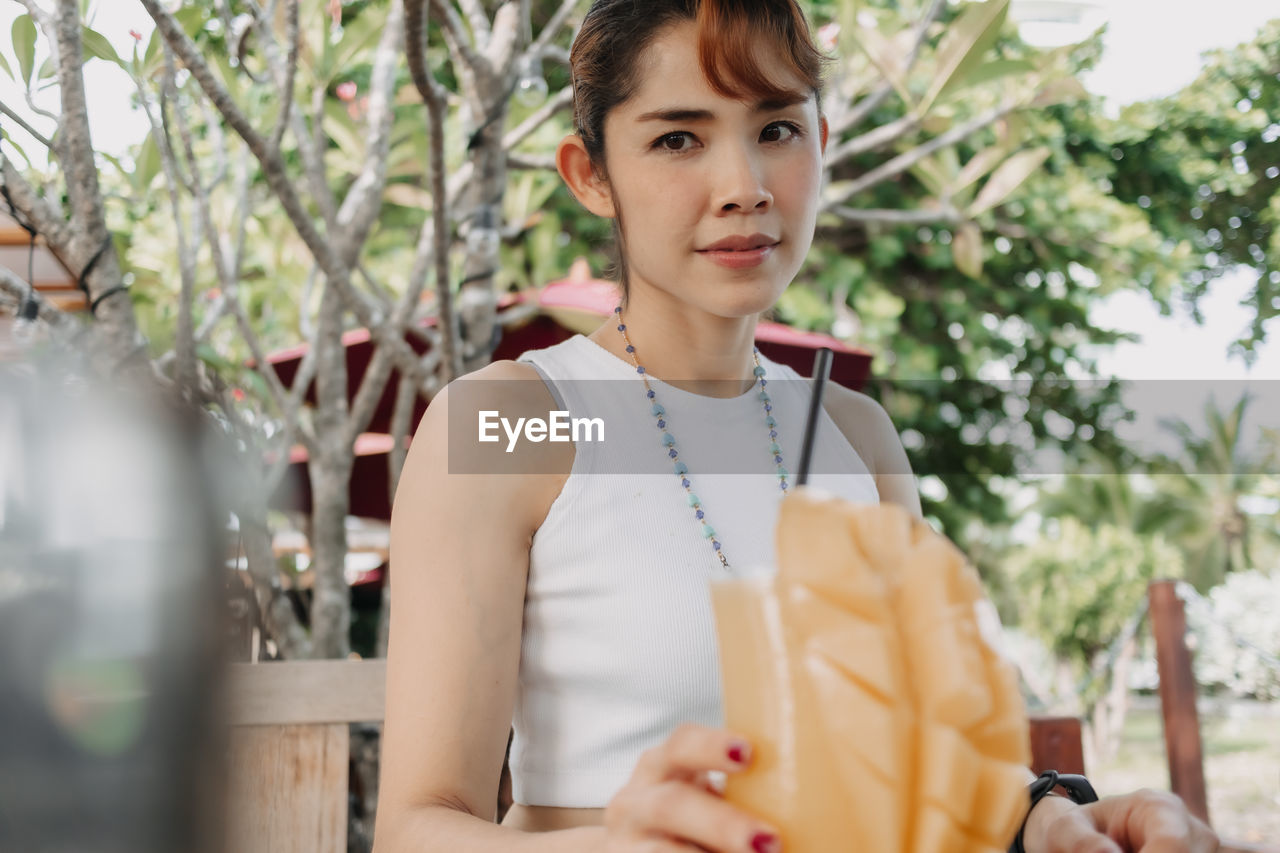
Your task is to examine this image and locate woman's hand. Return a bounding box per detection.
[603,723,781,853]
[1025,788,1219,852]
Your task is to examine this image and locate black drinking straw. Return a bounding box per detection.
[795,347,833,487]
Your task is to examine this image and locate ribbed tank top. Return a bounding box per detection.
[510,334,879,807]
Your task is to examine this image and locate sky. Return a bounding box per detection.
[1,0,1277,392]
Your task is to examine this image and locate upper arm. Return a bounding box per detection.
[822,384,923,520]
[377,361,569,829]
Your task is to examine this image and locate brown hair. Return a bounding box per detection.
[568,0,828,296]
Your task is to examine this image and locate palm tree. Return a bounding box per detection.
[1144,395,1280,591]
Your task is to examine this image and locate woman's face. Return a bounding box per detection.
[599,21,828,318]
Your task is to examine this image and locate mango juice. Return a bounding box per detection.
[710,491,1032,853]
[709,576,849,851]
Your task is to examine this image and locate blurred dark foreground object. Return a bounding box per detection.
[0,364,228,853]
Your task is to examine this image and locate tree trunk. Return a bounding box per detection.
[309,277,354,660]
[457,73,510,373]
[308,455,354,659]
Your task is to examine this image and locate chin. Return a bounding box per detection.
[709,282,788,319]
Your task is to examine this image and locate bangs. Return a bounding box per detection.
[696,0,828,102]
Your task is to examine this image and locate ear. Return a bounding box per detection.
[556,134,616,219]
[819,114,829,155]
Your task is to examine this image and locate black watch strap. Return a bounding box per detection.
[1010,770,1100,853]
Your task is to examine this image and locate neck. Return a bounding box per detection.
[590,288,762,397]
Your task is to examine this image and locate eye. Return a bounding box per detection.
[653,131,697,152]
[761,121,802,144]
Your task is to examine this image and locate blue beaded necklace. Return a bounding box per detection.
[614,306,790,570]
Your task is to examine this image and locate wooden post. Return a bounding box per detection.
[1148,580,1210,824]
[1028,716,1086,777]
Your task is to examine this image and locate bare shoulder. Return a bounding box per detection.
[820,382,896,474]
[821,382,923,519]
[397,358,571,536]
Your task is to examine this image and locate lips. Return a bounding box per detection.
[698,233,780,253]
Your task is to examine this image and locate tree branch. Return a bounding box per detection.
[386,361,429,504]
[828,204,961,226]
[428,0,484,75]
[300,85,338,227]
[503,85,572,150]
[140,0,341,279]
[455,0,492,50]
[485,1,521,71]
[15,0,54,34]
[0,101,53,150]
[824,112,920,170]
[540,44,569,66]
[269,0,300,154]
[822,102,1018,211]
[0,266,82,338]
[346,341,398,443]
[507,152,557,170]
[831,0,944,138]
[529,0,580,58]
[407,0,462,381]
[333,0,404,269]
[147,46,200,393]
[52,0,109,250]
[0,155,70,248]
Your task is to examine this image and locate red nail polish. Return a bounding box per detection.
[727,741,750,764]
[751,831,779,853]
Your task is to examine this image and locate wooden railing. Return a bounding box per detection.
[224,659,1093,852]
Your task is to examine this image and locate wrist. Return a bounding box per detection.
[1021,794,1077,853]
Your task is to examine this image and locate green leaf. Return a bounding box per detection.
[332,11,386,78]
[920,0,1010,113]
[1031,75,1089,108]
[242,368,271,400]
[968,147,1051,217]
[952,222,984,278]
[196,343,237,373]
[143,27,162,69]
[953,146,1008,196]
[0,130,32,169]
[12,15,37,85]
[175,6,207,38]
[135,131,162,192]
[81,26,121,66]
[942,58,1035,99]
[909,154,953,197]
[0,48,12,80]
[849,18,914,108]
[36,55,55,82]
[101,152,129,177]
[322,100,366,160]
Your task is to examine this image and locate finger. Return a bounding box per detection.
[1037,806,1123,853]
[1076,791,1198,852]
[631,780,780,853]
[629,840,712,853]
[695,770,728,796]
[634,723,753,784]
[1187,814,1221,853]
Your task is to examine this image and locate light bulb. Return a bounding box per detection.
[515,56,548,106]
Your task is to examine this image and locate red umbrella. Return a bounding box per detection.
[273,432,400,522]
[270,263,873,520]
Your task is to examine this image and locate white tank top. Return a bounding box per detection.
[510,334,879,807]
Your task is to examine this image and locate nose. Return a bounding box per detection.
[713,143,772,214]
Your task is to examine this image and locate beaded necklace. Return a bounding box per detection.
[614,306,789,570]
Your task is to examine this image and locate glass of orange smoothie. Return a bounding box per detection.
[710,489,1032,853]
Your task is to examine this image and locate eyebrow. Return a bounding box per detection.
[635,93,810,123]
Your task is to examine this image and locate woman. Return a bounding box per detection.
[375,2,1217,851]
